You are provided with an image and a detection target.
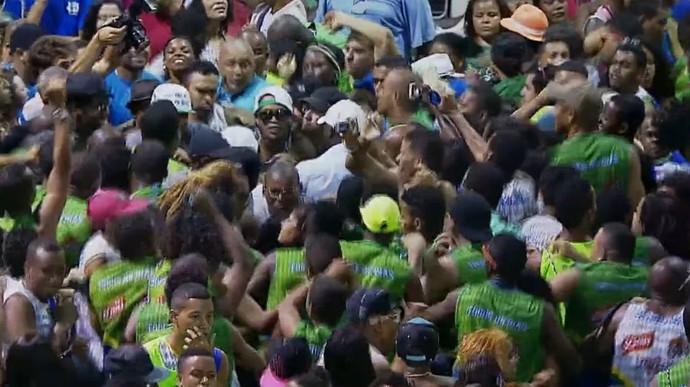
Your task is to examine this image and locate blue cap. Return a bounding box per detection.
[345,288,394,323]
[395,318,439,364]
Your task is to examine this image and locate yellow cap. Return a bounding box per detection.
[359,195,401,234]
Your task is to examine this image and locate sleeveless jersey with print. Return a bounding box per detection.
[3,278,54,339]
[612,301,690,386]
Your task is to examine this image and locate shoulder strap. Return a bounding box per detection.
[593,301,627,340]
[213,348,222,371]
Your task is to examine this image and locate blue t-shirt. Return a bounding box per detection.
[353,72,375,95]
[217,75,269,113]
[105,70,160,127]
[3,0,91,36]
[315,0,436,60]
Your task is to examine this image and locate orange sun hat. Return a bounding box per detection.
[500,4,549,42]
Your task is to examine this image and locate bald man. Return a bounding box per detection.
[217,37,269,114]
[376,68,432,130]
[241,27,269,76]
[598,256,690,386]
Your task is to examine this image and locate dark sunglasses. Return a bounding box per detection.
[257,108,292,122]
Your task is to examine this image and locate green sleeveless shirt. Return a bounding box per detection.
[456,282,545,382]
[451,243,487,285]
[540,241,594,281]
[551,133,632,193]
[340,240,411,301]
[266,248,307,310]
[56,195,91,268]
[656,356,690,387]
[294,320,334,363]
[563,262,649,343]
[89,258,157,348]
[131,183,164,203]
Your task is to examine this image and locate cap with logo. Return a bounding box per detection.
[345,288,395,323]
[151,83,194,114]
[359,195,401,234]
[396,318,440,364]
[299,87,347,114]
[254,86,294,114]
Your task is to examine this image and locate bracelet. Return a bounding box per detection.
[52,108,69,121]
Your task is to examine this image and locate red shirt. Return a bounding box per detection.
[139,0,252,60]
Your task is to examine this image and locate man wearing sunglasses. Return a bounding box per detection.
[254,86,295,164]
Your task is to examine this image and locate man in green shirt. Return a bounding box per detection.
[422,234,581,383]
[550,222,649,343]
[549,81,644,207]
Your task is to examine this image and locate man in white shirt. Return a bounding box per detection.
[296,99,367,202]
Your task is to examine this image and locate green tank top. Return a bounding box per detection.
[551,133,632,193]
[563,262,649,344]
[540,241,594,281]
[31,185,46,213]
[656,356,690,387]
[56,195,91,268]
[131,183,164,203]
[455,282,545,382]
[633,237,652,267]
[294,320,334,363]
[451,243,487,285]
[341,240,411,301]
[266,248,307,310]
[89,258,157,348]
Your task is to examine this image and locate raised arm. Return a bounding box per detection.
[37,79,70,241]
[193,190,254,320]
[323,11,400,60]
[69,26,126,74]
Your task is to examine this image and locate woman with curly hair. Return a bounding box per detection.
[456,329,518,383]
[79,0,123,42]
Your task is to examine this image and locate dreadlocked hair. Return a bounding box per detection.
[456,329,515,376]
[158,160,240,221]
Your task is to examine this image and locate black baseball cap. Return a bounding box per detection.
[346,288,395,323]
[127,79,160,110]
[300,87,347,114]
[288,76,327,103]
[188,127,234,159]
[396,318,439,364]
[450,191,493,243]
[66,72,106,103]
[104,344,169,383]
[9,23,45,52]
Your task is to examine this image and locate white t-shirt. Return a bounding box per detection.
[250,0,308,35]
[78,232,121,272]
[296,144,352,203]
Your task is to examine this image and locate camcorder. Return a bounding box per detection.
[408,82,441,107]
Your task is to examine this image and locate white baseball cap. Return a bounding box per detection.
[151,84,194,114]
[317,100,366,129]
[412,53,456,78]
[254,86,294,114]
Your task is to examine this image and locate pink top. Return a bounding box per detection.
[259,367,289,387]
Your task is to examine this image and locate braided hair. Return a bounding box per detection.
[158,160,240,221]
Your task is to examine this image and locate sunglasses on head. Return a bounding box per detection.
[257,108,291,122]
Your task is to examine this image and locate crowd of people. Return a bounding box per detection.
[0,0,690,386]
